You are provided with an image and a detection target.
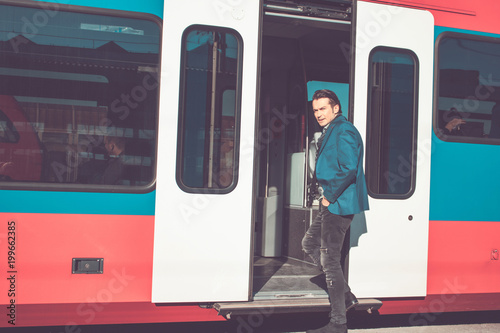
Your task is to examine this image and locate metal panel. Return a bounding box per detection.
[349,0,434,298]
[282,206,310,260]
[152,0,261,302]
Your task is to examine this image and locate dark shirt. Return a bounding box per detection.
[101,154,124,185]
[443,127,463,136]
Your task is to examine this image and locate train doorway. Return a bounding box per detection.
[252,1,352,302]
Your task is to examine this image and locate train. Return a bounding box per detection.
[1,0,499,328]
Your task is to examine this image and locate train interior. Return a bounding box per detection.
[252,1,352,302]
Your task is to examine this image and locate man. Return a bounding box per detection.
[302,89,369,333]
[441,107,466,136]
[101,136,126,185]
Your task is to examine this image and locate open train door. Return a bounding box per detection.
[348,1,434,298]
[152,1,261,302]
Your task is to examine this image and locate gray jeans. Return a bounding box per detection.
[302,202,353,324]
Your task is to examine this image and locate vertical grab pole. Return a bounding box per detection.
[208,31,218,187]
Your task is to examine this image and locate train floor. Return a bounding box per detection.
[253,256,329,300]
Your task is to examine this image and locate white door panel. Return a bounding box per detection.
[152,0,261,302]
[349,1,434,298]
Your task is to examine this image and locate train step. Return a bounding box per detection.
[214,298,383,319]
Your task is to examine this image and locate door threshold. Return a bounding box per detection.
[214,298,383,319]
[253,290,327,300]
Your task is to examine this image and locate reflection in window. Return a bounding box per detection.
[366,48,417,197]
[0,4,160,188]
[177,27,241,192]
[437,34,500,142]
[0,109,19,143]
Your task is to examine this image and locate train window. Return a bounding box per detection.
[177,26,242,193]
[0,4,160,190]
[436,32,500,144]
[366,48,418,198]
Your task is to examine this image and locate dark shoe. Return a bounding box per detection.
[307,321,347,333]
[345,291,359,312]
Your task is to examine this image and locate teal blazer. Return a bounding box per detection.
[316,115,369,215]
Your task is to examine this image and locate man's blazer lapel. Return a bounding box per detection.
[317,121,335,159]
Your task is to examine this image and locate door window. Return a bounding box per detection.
[176,26,242,193]
[366,48,418,198]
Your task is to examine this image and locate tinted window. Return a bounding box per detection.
[177,26,241,193]
[366,48,418,197]
[436,33,500,143]
[0,4,160,189]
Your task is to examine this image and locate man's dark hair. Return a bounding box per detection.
[312,89,342,113]
[442,107,462,124]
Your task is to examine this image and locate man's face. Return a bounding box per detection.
[312,97,339,127]
[104,138,115,155]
